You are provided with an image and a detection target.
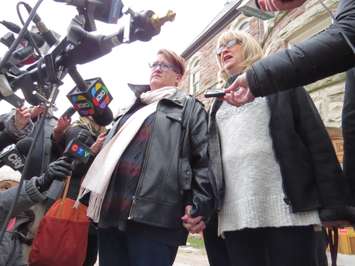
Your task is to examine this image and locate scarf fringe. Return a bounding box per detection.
[87,192,105,223]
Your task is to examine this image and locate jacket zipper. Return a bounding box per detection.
[128,103,159,220]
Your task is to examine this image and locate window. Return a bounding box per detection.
[231,15,252,32]
[189,58,201,95]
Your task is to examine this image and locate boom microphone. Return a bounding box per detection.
[21,3,58,47]
[0,137,32,172]
[53,0,123,24]
[46,130,92,201]
[91,107,113,126]
[16,137,33,158]
[0,20,45,48]
[0,74,25,108]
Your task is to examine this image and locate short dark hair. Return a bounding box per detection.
[157,49,185,76]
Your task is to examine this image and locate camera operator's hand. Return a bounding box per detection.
[35,157,73,192]
[14,107,31,130]
[52,116,71,143]
[223,73,255,107]
[30,105,45,120]
[90,132,106,155]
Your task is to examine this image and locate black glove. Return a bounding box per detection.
[35,157,73,192]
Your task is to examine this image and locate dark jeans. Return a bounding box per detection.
[221,226,324,266]
[98,227,178,266]
[342,68,355,205]
[203,214,231,266]
[83,224,98,266]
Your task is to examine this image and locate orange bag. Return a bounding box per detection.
[29,177,89,266]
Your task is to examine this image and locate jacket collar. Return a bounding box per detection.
[127,83,186,107]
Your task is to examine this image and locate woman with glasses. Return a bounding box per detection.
[205,29,351,266]
[78,48,214,266]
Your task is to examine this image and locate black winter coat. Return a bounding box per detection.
[209,87,350,213]
[247,0,355,97]
[105,88,214,229]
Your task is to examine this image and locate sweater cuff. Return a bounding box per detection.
[25,178,47,203]
[5,115,34,139]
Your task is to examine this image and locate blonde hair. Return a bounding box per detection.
[157,49,186,76]
[216,30,263,85]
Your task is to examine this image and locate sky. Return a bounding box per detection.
[0,0,226,117]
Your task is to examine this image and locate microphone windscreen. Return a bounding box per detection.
[92,108,113,126]
[61,106,76,118]
[16,137,33,157]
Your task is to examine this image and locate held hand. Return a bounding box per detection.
[36,157,73,192]
[55,116,71,132]
[90,132,106,155]
[223,74,255,107]
[30,105,45,119]
[181,205,206,234]
[14,107,32,130]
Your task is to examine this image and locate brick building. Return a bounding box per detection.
[179,0,344,159]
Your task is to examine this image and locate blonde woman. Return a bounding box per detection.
[205,30,350,266]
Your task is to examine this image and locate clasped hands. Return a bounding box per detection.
[181,205,206,234]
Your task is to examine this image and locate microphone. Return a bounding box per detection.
[0,137,32,171]
[0,20,45,48]
[53,0,123,26]
[61,106,76,118]
[91,107,113,126]
[0,74,25,108]
[16,137,33,157]
[21,3,58,47]
[46,130,92,201]
[63,9,175,66]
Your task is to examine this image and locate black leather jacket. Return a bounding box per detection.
[108,86,214,229]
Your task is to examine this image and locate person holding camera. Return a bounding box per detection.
[0,107,34,152]
[51,115,106,266]
[0,157,73,266]
[78,48,214,266]
[203,29,352,266]
[224,0,355,205]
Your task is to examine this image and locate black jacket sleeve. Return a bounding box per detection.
[188,101,215,220]
[341,69,355,204]
[247,0,355,97]
[292,88,350,207]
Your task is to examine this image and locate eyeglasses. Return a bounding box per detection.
[216,39,242,55]
[149,62,178,73]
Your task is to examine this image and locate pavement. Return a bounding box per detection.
[173,246,209,266]
[92,245,355,266]
[328,253,355,266]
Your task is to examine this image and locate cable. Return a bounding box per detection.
[16,1,42,57]
[0,0,44,72]
[0,0,45,244]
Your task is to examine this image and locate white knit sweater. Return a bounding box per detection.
[216,98,320,236]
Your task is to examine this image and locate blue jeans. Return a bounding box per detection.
[98,227,178,266]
